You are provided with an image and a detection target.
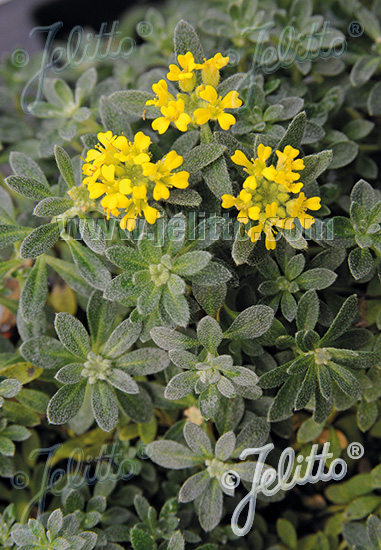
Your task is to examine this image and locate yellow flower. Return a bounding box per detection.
[222,144,319,249]
[194,85,242,130]
[152,99,192,134]
[231,144,272,189]
[167,52,202,92]
[143,150,189,200]
[286,192,321,229]
[146,79,174,107]
[82,132,190,230]
[262,145,305,193]
[201,53,229,86]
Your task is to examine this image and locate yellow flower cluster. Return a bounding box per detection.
[222,145,321,250]
[82,131,189,231]
[147,52,242,134]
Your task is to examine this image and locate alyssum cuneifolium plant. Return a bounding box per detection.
[147,420,270,532]
[0,9,381,550]
[20,291,170,431]
[260,294,381,424]
[151,309,274,419]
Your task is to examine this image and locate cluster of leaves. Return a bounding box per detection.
[0,1,380,549]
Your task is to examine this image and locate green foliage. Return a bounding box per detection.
[0,2,380,549]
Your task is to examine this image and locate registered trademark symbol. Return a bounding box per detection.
[348,20,364,37]
[347,442,364,459]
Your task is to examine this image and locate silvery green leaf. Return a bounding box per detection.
[273,112,306,159]
[328,362,361,399]
[199,385,220,419]
[198,478,223,532]
[45,256,93,297]
[164,371,198,400]
[0,379,21,398]
[115,348,170,374]
[55,313,90,359]
[202,155,232,198]
[368,82,381,115]
[168,531,185,550]
[5,175,53,200]
[173,19,204,63]
[106,245,148,272]
[108,90,159,119]
[20,336,76,369]
[150,327,196,350]
[9,151,48,186]
[350,55,380,87]
[47,509,64,538]
[75,67,97,105]
[296,290,319,331]
[79,220,106,255]
[182,143,226,173]
[215,431,236,461]
[178,472,210,503]
[267,376,302,422]
[172,130,200,155]
[295,268,337,290]
[281,292,297,322]
[184,422,213,456]
[103,274,139,306]
[192,283,227,317]
[108,369,139,395]
[197,316,223,353]
[147,439,201,469]
[215,397,245,434]
[54,145,75,187]
[91,381,118,432]
[67,239,111,290]
[329,141,359,169]
[99,96,133,138]
[20,222,60,259]
[168,350,198,369]
[348,247,374,280]
[0,225,32,248]
[20,257,48,322]
[55,363,85,384]
[217,376,236,398]
[233,416,270,458]
[162,286,190,327]
[167,274,186,295]
[137,282,162,315]
[223,305,274,340]
[189,262,231,286]
[33,197,73,217]
[87,291,118,353]
[172,251,211,276]
[116,386,153,423]
[320,294,358,346]
[47,380,87,425]
[102,318,142,359]
[129,527,156,550]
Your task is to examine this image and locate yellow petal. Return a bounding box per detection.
[101,164,115,182]
[164,150,183,171]
[194,108,211,125]
[199,85,218,104]
[231,150,251,169]
[152,117,170,134]
[143,203,160,224]
[217,112,235,130]
[175,113,191,132]
[304,196,321,210]
[248,206,260,220]
[119,178,132,195]
[132,186,147,199]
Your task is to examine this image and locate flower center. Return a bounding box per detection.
[82,352,112,384]
[314,348,332,366]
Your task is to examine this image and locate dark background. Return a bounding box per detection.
[0,0,153,55]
